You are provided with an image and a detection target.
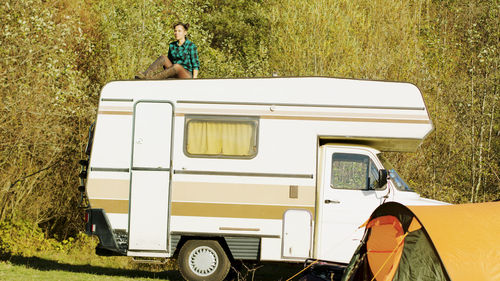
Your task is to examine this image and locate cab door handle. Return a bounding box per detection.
[324,199,340,204]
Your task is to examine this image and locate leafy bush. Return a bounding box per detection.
[0,0,96,238]
[0,220,94,258]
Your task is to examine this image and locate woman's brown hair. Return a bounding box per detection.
[173,22,190,30]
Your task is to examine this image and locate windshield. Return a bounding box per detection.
[378,154,413,192]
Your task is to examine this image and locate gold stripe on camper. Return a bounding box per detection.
[98,105,133,115]
[171,202,315,220]
[90,199,129,214]
[89,199,315,219]
[98,111,133,115]
[86,179,130,199]
[172,182,315,206]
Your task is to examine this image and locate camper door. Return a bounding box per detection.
[315,146,387,263]
[128,101,173,254]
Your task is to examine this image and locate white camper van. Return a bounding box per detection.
[79,77,442,281]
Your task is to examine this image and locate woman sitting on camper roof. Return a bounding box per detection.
[136,22,199,79]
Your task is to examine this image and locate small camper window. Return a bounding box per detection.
[331,153,376,190]
[184,115,258,158]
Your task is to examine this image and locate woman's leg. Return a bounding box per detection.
[136,55,173,79]
[161,55,173,69]
[150,64,192,79]
[173,64,192,78]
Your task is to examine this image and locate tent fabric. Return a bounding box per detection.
[408,202,500,281]
[392,229,447,281]
[369,202,415,233]
[407,217,421,233]
[341,201,500,281]
[342,242,374,281]
[366,216,405,281]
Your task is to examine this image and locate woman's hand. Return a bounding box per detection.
[193,69,199,79]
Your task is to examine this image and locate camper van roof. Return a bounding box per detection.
[99,77,433,152]
[101,77,427,111]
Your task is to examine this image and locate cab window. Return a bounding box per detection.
[331,153,380,190]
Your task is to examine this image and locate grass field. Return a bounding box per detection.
[0,255,181,281]
[0,224,306,281]
[0,254,305,281]
[0,261,173,281]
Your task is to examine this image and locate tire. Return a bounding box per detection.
[178,240,231,281]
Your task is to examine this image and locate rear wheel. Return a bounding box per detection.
[178,240,231,281]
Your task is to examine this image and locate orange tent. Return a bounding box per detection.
[341,201,500,281]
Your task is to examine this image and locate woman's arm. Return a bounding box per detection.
[190,43,200,79]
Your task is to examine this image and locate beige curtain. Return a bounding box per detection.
[186,120,255,156]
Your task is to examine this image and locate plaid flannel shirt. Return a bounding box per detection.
[167,39,200,73]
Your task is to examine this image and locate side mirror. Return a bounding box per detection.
[378,169,388,188]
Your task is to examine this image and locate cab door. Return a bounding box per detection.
[128,101,173,254]
[315,146,387,263]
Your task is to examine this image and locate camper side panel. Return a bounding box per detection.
[86,101,134,231]
[169,115,317,261]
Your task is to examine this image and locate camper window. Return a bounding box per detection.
[331,153,379,190]
[184,115,258,158]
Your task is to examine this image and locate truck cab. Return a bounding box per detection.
[314,144,443,263]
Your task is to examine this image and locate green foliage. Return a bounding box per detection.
[0,0,96,237]
[402,0,499,203]
[269,0,425,80]
[0,220,175,275]
[0,220,92,258]
[194,0,271,76]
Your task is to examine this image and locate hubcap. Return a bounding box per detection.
[188,246,219,276]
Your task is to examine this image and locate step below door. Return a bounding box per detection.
[128,101,173,253]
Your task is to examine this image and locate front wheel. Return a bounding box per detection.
[178,240,231,281]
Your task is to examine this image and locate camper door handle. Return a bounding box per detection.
[324,199,340,204]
